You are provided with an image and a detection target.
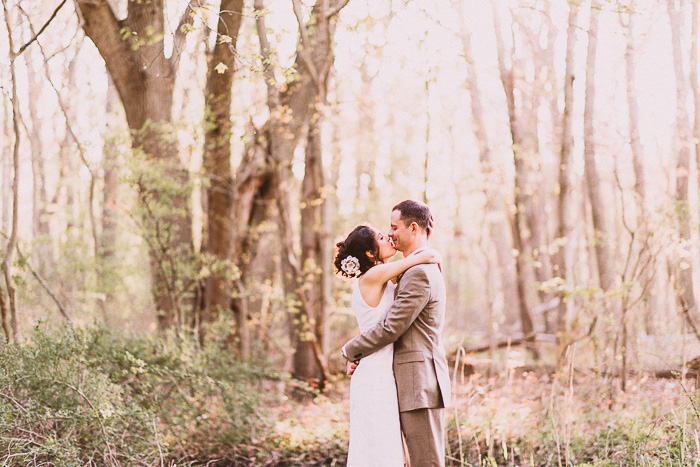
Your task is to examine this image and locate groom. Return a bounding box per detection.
[342,200,451,467]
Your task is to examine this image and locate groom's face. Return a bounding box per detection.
[389,209,413,253]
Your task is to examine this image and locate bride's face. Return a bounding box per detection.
[374,229,397,262]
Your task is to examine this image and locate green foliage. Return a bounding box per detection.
[0,324,274,465]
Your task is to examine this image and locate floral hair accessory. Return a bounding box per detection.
[341,255,360,276]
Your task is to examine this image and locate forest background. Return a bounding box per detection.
[3,0,700,465]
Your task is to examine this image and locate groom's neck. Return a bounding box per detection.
[403,237,428,257]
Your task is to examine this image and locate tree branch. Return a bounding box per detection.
[13,0,68,58]
[74,0,143,119]
[291,0,321,88]
[170,0,202,68]
[16,242,70,322]
[326,0,350,19]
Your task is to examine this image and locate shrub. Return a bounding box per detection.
[0,324,274,465]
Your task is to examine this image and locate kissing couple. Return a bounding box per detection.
[337,200,451,467]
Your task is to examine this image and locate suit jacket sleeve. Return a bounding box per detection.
[343,266,430,361]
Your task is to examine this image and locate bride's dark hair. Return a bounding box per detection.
[334,225,380,278]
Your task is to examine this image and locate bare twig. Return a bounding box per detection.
[13,0,68,58]
[18,6,101,262]
[15,241,70,322]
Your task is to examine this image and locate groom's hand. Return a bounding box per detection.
[346,359,359,376]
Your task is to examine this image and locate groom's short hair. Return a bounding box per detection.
[392,200,434,237]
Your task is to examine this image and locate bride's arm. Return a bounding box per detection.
[362,249,441,286]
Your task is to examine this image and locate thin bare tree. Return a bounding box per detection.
[555,1,578,335]
[492,3,535,340]
[667,0,696,327]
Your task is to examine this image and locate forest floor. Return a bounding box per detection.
[268,356,700,466]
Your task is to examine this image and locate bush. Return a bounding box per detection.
[0,324,275,465]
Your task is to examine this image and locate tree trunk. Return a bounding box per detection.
[583,0,616,294]
[25,55,50,270]
[201,0,244,336]
[75,0,197,330]
[230,128,275,359]
[668,0,696,317]
[1,97,10,234]
[692,0,700,275]
[556,2,578,333]
[622,4,651,338]
[456,0,520,328]
[492,4,535,338]
[295,105,329,384]
[250,0,348,387]
[99,80,122,321]
[624,12,645,213]
[2,0,20,341]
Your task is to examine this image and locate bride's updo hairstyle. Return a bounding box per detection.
[334,225,381,278]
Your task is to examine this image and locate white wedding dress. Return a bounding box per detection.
[347,281,405,467]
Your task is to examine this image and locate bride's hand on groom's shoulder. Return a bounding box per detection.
[424,248,442,265]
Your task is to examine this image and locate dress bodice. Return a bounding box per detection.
[351,281,396,333]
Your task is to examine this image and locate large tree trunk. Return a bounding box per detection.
[75,0,197,330]
[555,2,578,333]
[250,0,347,387]
[230,128,275,359]
[667,0,696,318]
[201,0,244,336]
[295,106,330,384]
[492,4,535,339]
[456,0,519,329]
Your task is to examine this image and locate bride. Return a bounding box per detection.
[334,224,440,467]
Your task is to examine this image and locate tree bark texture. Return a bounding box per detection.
[250,0,347,386]
[75,0,197,330]
[295,107,329,384]
[201,0,244,331]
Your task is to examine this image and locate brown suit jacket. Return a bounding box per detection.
[344,263,451,412]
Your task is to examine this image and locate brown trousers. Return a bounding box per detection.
[400,408,445,467]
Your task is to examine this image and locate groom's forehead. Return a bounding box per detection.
[390,210,405,226]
